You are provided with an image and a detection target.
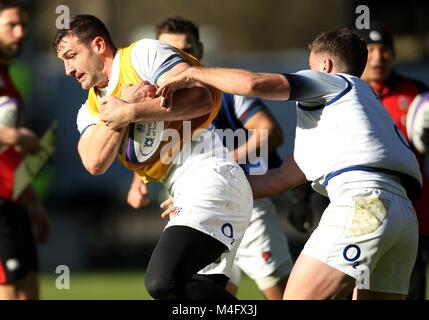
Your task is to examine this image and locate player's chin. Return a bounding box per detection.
[80,80,92,90]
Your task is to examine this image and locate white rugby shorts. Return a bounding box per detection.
[229,198,293,290]
[165,157,253,278]
[302,187,418,294]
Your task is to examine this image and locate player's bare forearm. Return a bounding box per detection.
[78,124,126,175]
[99,86,213,129]
[234,131,264,164]
[188,67,291,100]
[127,172,150,208]
[132,86,213,121]
[131,172,143,188]
[240,110,284,159]
[247,168,291,198]
[247,155,307,198]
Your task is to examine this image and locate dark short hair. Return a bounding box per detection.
[309,28,368,77]
[155,16,200,41]
[0,0,27,14]
[53,14,115,51]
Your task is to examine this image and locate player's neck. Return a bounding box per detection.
[97,48,117,89]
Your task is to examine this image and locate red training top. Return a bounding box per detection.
[0,65,24,201]
[373,72,429,235]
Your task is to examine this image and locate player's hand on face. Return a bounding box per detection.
[27,202,50,243]
[160,196,176,218]
[156,68,197,109]
[120,81,158,103]
[127,179,150,208]
[15,128,41,155]
[99,96,133,130]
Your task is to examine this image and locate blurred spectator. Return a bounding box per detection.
[0,0,50,300]
[359,23,429,300]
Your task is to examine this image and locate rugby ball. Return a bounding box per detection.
[0,96,19,151]
[406,92,429,154]
[0,96,18,128]
[118,121,165,165]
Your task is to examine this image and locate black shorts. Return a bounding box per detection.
[0,199,38,284]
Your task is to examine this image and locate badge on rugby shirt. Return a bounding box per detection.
[262,251,273,264]
[118,120,165,165]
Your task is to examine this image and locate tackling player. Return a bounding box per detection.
[54,14,252,300]
[158,29,422,300]
[128,16,293,300]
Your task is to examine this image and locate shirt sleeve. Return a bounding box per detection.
[130,39,187,85]
[283,70,350,107]
[76,102,98,135]
[233,95,268,124]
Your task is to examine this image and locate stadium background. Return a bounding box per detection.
[11,0,429,299]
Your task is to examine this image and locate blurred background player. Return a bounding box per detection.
[359,23,429,300]
[0,0,50,300]
[128,16,293,300]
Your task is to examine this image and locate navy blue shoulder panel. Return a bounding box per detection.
[212,93,243,130]
[297,74,352,111]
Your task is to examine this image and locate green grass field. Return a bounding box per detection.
[40,270,264,300]
[41,269,428,300]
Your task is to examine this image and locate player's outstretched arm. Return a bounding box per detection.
[77,123,126,175]
[98,63,213,129]
[157,66,291,102]
[247,155,307,199]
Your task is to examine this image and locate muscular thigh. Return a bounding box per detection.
[301,188,418,296]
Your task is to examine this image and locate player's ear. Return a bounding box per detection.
[322,58,334,73]
[92,36,106,54]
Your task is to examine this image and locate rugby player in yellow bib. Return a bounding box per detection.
[54,14,252,300]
